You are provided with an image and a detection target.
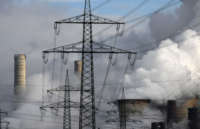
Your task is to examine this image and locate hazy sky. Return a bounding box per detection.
[0,0,182,85]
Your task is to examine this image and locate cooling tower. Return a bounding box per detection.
[167,98,199,126]
[14,54,26,95]
[117,99,151,115]
[74,60,82,76]
[117,99,151,129]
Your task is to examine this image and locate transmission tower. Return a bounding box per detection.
[41,0,136,129]
[41,69,73,129]
[63,70,71,129]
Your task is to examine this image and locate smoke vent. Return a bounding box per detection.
[14,54,26,95]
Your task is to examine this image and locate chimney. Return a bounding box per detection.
[14,54,26,96]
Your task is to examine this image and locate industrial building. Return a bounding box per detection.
[116,99,162,129]
[114,98,200,129]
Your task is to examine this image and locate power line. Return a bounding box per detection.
[132,20,200,53]
[95,0,151,109]
[92,0,113,11]
[96,0,181,47]
[94,0,151,37]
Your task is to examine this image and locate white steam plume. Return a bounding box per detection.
[125,29,200,100]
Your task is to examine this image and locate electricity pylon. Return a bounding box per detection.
[63,70,71,129]
[42,0,136,129]
[41,69,73,129]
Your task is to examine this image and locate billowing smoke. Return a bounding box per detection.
[120,0,200,100]
[5,72,71,129]
[149,0,197,41]
[115,1,200,128]
[121,0,200,52]
[125,29,200,100]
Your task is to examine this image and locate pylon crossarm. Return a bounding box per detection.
[47,85,81,93]
[43,41,82,52]
[55,14,84,24]
[43,42,136,54]
[46,85,91,94]
[90,14,124,24]
[40,101,79,109]
[93,42,136,54]
[55,13,124,25]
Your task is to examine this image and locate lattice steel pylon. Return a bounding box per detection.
[40,69,72,129]
[63,70,71,129]
[42,0,136,129]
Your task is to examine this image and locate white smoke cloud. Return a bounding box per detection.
[125,29,200,100]
[5,73,65,129]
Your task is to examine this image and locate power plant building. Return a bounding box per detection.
[14,54,26,95]
[167,98,199,126]
[114,98,200,129]
[116,99,154,129]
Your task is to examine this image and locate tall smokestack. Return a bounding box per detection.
[14,54,26,95]
[74,60,82,77]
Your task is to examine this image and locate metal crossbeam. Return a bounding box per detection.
[55,14,124,25]
[47,85,90,94]
[40,101,79,109]
[43,42,136,54]
[47,85,81,92]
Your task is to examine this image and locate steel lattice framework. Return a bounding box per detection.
[41,0,136,129]
[40,70,73,129]
[63,70,71,129]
